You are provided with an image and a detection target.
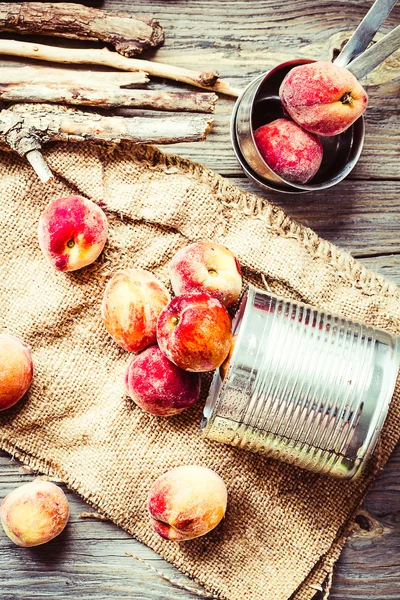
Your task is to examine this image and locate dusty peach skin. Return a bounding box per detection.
[102,268,170,352]
[125,345,201,416]
[169,241,243,307]
[254,118,323,184]
[0,334,33,411]
[157,292,232,372]
[279,61,368,136]
[38,195,108,272]
[0,480,70,547]
[148,465,227,541]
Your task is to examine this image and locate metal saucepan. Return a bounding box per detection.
[231,0,400,193]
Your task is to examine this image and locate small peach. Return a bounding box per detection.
[102,268,170,352]
[125,345,201,416]
[0,334,33,411]
[169,242,243,307]
[148,465,227,541]
[279,61,368,136]
[38,195,108,272]
[0,480,70,547]
[254,119,323,184]
[157,293,232,372]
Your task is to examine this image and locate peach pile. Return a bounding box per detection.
[279,61,368,136]
[254,60,368,184]
[0,334,33,411]
[38,195,108,272]
[157,293,232,372]
[148,465,227,541]
[169,242,242,307]
[254,119,323,184]
[125,345,201,416]
[0,480,70,547]
[101,268,170,352]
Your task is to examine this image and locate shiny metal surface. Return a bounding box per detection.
[201,286,400,479]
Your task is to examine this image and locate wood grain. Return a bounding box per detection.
[0,1,399,599]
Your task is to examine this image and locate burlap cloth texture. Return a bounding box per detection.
[1,141,399,600]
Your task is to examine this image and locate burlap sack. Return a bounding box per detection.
[1,141,399,600]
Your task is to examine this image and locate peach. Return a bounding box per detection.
[148,465,227,541]
[254,119,323,184]
[279,61,368,136]
[157,293,232,372]
[219,334,238,380]
[38,195,108,272]
[0,480,70,547]
[102,268,170,352]
[125,345,201,416]
[169,242,243,307]
[0,334,33,411]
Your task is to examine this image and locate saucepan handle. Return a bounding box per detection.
[334,0,397,67]
[346,24,400,79]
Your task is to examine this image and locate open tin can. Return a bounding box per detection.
[201,286,400,479]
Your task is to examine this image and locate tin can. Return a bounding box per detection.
[201,286,400,479]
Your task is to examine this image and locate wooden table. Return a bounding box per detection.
[1,1,399,598]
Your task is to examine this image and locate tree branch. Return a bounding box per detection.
[0,2,164,57]
[0,39,241,97]
[0,67,218,112]
[0,103,213,182]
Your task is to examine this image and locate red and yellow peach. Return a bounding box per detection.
[0,334,33,411]
[148,465,227,541]
[38,195,108,272]
[102,268,170,353]
[254,118,323,184]
[0,480,70,547]
[169,242,243,307]
[157,293,232,372]
[125,345,201,416]
[279,61,368,136]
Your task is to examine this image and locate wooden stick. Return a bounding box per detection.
[1,103,213,181]
[0,2,164,57]
[0,39,241,98]
[0,67,218,112]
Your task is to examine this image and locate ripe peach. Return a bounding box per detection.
[219,334,238,380]
[254,119,323,184]
[0,480,70,547]
[125,345,201,416]
[0,334,33,411]
[279,61,368,136]
[157,293,232,372]
[148,465,227,541]
[38,195,108,272]
[169,242,243,307]
[102,268,170,353]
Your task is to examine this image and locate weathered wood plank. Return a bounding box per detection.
[215,178,400,257]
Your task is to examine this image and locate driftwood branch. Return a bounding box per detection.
[0,39,241,97]
[1,103,213,182]
[0,67,218,112]
[0,2,164,57]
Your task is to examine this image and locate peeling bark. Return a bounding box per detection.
[0,67,218,112]
[0,103,213,181]
[0,3,164,57]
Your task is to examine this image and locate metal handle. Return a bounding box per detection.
[334,0,398,67]
[347,24,400,79]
